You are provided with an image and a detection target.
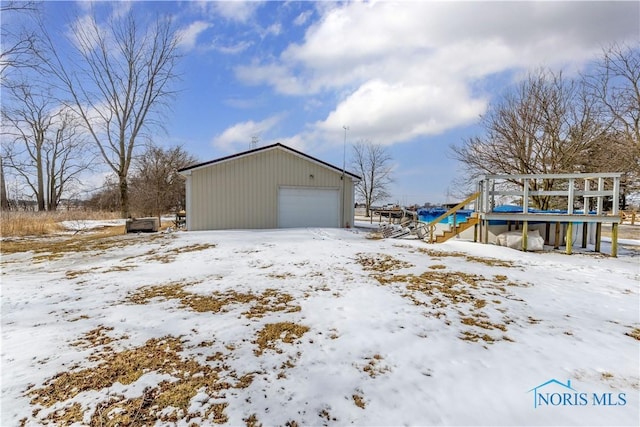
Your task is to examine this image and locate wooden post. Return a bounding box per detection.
[474,223,478,242]
[632,212,636,225]
[567,178,575,215]
[545,223,550,245]
[554,222,561,249]
[483,219,489,244]
[595,223,602,253]
[581,222,588,248]
[522,221,528,252]
[452,212,457,234]
[611,223,618,258]
[566,222,573,255]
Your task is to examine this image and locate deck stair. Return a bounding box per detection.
[423,192,480,243]
[434,214,479,243]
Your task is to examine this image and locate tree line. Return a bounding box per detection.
[1,1,192,217]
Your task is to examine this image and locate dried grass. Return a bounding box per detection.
[127,282,300,318]
[625,327,640,341]
[70,326,116,349]
[356,253,414,273]
[45,402,83,425]
[352,393,366,409]
[144,243,217,263]
[355,247,528,346]
[244,413,262,427]
[360,354,390,378]
[1,225,170,261]
[28,334,252,425]
[417,248,516,267]
[1,210,120,238]
[253,322,310,356]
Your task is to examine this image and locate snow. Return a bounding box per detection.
[59,219,127,231]
[1,227,639,426]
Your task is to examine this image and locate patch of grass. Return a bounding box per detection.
[103,265,134,274]
[417,248,516,267]
[361,354,390,378]
[145,243,217,263]
[1,224,169,261]
[318,407,337,422]
[368,268,527,344]
[353,393,366,409]
[128,282,300,319]
[459,330,496,343]
[45,402,83,425]
[356,253,414,273]
[461,316,507,331]
[70,326,115,349]
[244,413,262,427]
[65,269,92,279]
[601,372,614,380]
[28,335,249,425]
[1,211,64,237]
[267,272,295,279]
[473,299,487,309]
[625,327,640,341]
[254,322,310,356]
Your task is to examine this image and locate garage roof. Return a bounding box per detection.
[179,143,361,180]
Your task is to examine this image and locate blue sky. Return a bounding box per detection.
[10,1,640,205]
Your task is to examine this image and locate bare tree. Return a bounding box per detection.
[351,140,393,216]
[451,69,608,209]
[584,43,640,208]
[1,81,91,211]
[0,157,9,210]
[0,1,40,79]
[129,144,196,222]
[42,9,181,217]
[1,1,41,210]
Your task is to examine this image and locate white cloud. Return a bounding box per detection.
[212,115,284,153]
[176,21,212,51]
[109,1,132,21]
[263,22,281,37]
[234,1,639,147]
[314,79,486,146]
[67,14,103,52]
[214,40,253,55]
[212,1,262,23]
[293,10,312,26]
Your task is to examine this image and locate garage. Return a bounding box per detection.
[277,187,340,228]
[179,143,360,230]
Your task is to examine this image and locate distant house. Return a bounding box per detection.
[178,143,360,230]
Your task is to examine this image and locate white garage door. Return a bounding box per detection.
[278,187,340,228]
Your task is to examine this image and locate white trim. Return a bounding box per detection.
[185,175,192,230]
[181,145,360,181]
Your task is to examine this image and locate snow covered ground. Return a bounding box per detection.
[1,227,638,426]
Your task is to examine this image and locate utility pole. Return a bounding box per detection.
[342,125,349,227]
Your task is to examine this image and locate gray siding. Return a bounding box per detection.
[185,146,355,230]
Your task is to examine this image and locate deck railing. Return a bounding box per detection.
[421,192,480,243]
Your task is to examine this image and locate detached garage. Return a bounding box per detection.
[178,143,360,230]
